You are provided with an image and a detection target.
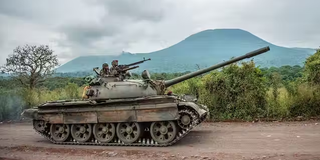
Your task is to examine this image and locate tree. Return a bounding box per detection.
[303,47,320,84]
[1,44,59,89]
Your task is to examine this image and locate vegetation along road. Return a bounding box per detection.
[0,121,319,160]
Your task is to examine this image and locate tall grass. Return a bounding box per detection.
[288,83,320,117]
[266,87,291,119]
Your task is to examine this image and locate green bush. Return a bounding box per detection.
[288,83,320,117]
[65,83,81,99]
[288,48,320,117]
[171,60,268,121]
[304,49,320,85]
[200,61,267,121]
[169,77,201,96]
[266,87,291,119]
[264,72,291,119]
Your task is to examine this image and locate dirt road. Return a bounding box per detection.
[0,121,319,160]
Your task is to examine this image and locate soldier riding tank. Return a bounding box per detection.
[21,46,270,146]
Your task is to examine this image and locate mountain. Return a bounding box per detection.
[56,29,316,73]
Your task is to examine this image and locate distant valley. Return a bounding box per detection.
[56,29,315,74]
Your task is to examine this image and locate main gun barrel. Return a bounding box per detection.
[164,46,270,87]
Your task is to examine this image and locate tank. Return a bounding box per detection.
[21,46,270,146]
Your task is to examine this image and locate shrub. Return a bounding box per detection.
[288,83,320,117]
[169,77,201,96]
[65,83,81,99]
[303,49,320,85]
[195,61,267,120]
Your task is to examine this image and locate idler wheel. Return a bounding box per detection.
[116,122,141,144]
[177,109,196,129]
[50,124,70,142]
[93,123,116,143]
[71,124,92,142]
[150,121,177,144]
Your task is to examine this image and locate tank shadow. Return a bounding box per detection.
[173,129,217,146]
[34,129,217,147]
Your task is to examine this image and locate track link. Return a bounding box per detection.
[33,109,207,147]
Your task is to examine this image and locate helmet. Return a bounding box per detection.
[102,63,108,67]
[112,60,118,66]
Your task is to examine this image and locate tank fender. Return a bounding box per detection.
[21,108,40,120]
[178,102,208,117]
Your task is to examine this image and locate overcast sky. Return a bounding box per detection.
[0,0,319,66]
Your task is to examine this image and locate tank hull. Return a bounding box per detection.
[21,95,208,147]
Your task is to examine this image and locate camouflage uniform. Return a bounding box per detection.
[100,63,110,77]
[110,60,119,75]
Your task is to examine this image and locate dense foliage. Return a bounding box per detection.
[0,48,320,122]
[288,48,320,117]
[303,48,320,85]
[168,49,320,121]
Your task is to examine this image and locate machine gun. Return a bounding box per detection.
[117,58,151,71]
[113,58,151,78]
[117,65,139,74]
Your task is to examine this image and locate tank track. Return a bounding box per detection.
[32,108,206,147]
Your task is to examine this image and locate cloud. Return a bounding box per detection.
[96,0,166,22]
[0,0,319,66]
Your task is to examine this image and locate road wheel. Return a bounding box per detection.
[150,121,177,144]
[116,122,141,144]
[71,124,92,142]
[50,124,70,142]
[93,123,116,143]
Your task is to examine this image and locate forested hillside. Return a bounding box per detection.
[56,29,315,73]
